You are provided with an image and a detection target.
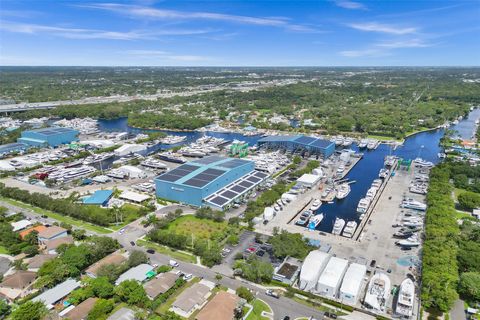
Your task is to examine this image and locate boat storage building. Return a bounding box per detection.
[155,156,268,208]
[316,257,349,298]
[339,263,367,305]
[257,135,335,158]
[298,251,331,292]
[18,127,79,147]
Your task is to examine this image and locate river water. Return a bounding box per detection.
[98,111,480,231]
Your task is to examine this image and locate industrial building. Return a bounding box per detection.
[155,156,268,208]
[298,251,331,292]
[316,257,349,299]
[339,263,367,305]
[18,127,79,148]
[0,142,28,156]
[257,135,335,158]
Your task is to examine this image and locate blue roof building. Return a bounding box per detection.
[257,135,335,158]
[155,156,264,208]
[18,127,79,148]
[82,190,113,206]
[0,143,28,156]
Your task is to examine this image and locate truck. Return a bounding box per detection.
[169,260,179,267]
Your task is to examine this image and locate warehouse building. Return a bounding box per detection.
[316,257,349,299]
[18,127,79,148]
[155,156,267,208]
[298,251,331,292]
[257,135,335,158]
[339,263,367,305]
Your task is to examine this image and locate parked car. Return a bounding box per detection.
[324,312,338,319]
[183,273,192,280]
[146,249,155,254]
[130,241,135,246]
[265,289,279,299]
[169,260,179,267]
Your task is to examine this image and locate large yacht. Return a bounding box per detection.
[309,199,322,211]
[158,151,187,164]
[336,184,351,200]
[396,278,415,318]
[367,140,377,150]
[342,221,357,238]
[413,158,434,168]
[332,218,345,235]
[364,272,391,312]
[335,136,344,146]
[358,139,368,149]
[342,137,353,147]
[160,135,187,145]
[366,187,378,200]
[396,235,421,247]
[384,155,396,167]
[401,199,427,211]
[357,197,371,213]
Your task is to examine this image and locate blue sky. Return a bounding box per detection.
[1,0,479,66]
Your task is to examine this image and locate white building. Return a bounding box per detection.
[11,219,32,232]
[298,251,330,292]
[339,263,367,305]
[118,165,147,179]
[114,144,147,157]
[316,257,349,298]
[297,174,322,188]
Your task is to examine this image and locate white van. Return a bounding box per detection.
[169,260,179,267]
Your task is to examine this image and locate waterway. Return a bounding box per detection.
[98,111,480,232]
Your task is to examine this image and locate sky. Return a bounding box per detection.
[0,0,479,66]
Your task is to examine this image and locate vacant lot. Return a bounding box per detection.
[167,215,227,240]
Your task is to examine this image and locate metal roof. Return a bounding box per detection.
[23,127,78,136]
[32,279,81,308]
[82,190,113,205]
[317,257,349,288]
[115,264,154,285]
[258,134,334,149]
[340,263,367,296]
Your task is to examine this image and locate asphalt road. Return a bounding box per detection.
[1,199,325,320]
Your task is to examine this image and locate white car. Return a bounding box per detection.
[183,273,192,280]
[119,228,126,234]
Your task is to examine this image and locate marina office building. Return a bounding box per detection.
[155,156,268,209]
[18,127,79,147]
[257,135,335,158]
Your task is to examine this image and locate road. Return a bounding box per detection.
[1,199,325,320]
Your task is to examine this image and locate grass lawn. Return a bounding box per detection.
[167,215,227,240]
[292,297,347,316]
[155,277,200,315]
[136,239,197,263]
[453,187,467,202]
[367,134,402,142]
[0,245,9,254]
[0,197,112,234]
[246,299,272,320]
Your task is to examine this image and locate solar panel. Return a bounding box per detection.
[310,139,333,148]
[254,171,268,179]
[231,185,246,193]
[193,173,215,182]
[295,136,316,145]
[157,174,181,182]
[220,159,250,169]
[183,178,210,187]
[209,196,229,206]
[247,176,260,183]
[202,168,226,176]
[221,190,238,199]
[239,181,253,188]
[193,156,224,165]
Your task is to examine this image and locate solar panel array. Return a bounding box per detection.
[205,170,269,208]
[261,135,333,150]
[33,127,77,136]
[310,139,332,148]
[192,155,225,165]
[220,159,250,169]
[183,167,226,187]
[156,164,200,183]
[294,136,317,145]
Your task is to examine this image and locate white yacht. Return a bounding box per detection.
[63,166,96,180]
[396,278,415,318]
[358,139,368,149]
[332,218,345,235]
[336,184,351,200]
[82,152,115,165]
[366,187,378,200]
[342,137,353,147]
[364,272,391,312]
[437,152,446,159]
[158,151,187,164]
[371,179,383,189]
[379,168,389,179]
[342,221,357,238]
[180,148,206,158]
[384,155,396,167]
[141,158,167,169]
[310,199,322,211]
[308,213,324,229]
[335,136,344,146]
[357,198,371,213]
[413,158,434,168]
[367,140,377,150]
[160,135,187,145]
[401,199,427,211]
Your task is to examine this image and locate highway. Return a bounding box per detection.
[0,199,325,320]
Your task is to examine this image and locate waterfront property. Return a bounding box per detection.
[18,127,79,147]
[257,135,335,158]
[155,155,266,208]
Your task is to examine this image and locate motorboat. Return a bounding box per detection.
[364,272,391,312]
[367,140,377,150]
[82,152,114,165]
[371,179,383,188]
[413,158,434,168]
[393,231,415,239]
[160,135,187,145]
[396,235,421,247]
[409,185,427,195]
[384,155,396,167]
[336,183,351,200]
[180,148,206,157]
[332,218,345,235]
[308,213,324,229]
[357,198,371,213]
[141,158,168,169]
[335,136,344,146]
[358,139,368,149]
[310,199,322,211]
[379,168,389,179]
[342,221,357,238]
[437,152,446,159]
[274,204,281,211]
[359,213,365,220]
[396,278,415,318]
[366,187,378,200]
[401,199,427,211]
[403,220,423,228]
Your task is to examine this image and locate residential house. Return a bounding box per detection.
[61,297,98,320]
[38,226,68,244]
[196,291,240,320]
[32,278,81,309]
[26,254,57,272]
[44,236,74,254]
[0,271,37,301]
[85,252,127,278]
[115,264,154,285]
[106,307,135,320]
[170,281,213,318]
[19,225,47,240]
[143,272,179,300]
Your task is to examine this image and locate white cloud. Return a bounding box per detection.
[341,39,432,57]
[125,50,210,62]
[0,21,212,40]
[81,3,321,33]
[349,22,416,35]
[377,39,431,48]
[340,48,386,57]
[334,1,367,10]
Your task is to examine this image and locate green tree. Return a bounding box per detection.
[87,298,115,320]
[10,301,47,320]
[236,286,253,302]
[270,230,312,259]
[114,280,148,307]
[458,272,480,302]
[128,250,148,268]
[0,299,10,317]
[89,276,114,298]
[458,191,480,210]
